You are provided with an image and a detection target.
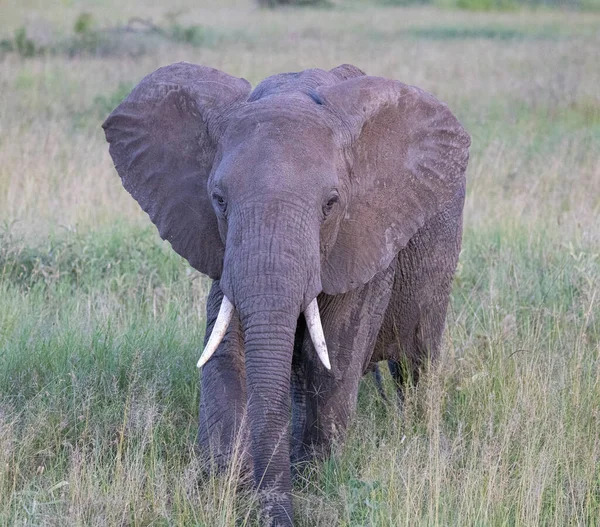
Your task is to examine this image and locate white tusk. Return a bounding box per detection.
[304,298,331,370]
[197,295,235,368]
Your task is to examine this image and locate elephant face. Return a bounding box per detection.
[102,62,470,525]
[209,100,342,309]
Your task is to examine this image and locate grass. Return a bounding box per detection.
[1,0,599,525]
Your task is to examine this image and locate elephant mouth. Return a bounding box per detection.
[196,294,331,370]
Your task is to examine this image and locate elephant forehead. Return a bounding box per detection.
[214,124,339,198]
[248,68,339,102]
[230,96,334,133]
[222,101,338,162]
[215,138,339,195]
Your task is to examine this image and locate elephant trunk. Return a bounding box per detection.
[218,200,322,526]
[239,299,297,525]
[198,296,330,371]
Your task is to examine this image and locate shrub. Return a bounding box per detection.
[93,83,135,118]
[0,27,45,58]
[455,0,517,10]
[0,13,226,60]
[257,0,329,6]
[73,13,95,35]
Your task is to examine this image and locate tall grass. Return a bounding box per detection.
[0,1,599,524]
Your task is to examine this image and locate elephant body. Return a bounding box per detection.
[103,62,470,526]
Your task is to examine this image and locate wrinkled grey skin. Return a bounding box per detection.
[103,62,470,526]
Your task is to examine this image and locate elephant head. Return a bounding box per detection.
[103,62,470,525]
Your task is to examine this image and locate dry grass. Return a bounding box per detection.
[0,1,599,525]
[1,3,599,233]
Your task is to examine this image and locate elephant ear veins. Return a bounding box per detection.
[102,62,250,279]
[315,76,471,295]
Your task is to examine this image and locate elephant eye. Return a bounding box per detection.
[323,191,339,218]
[212,192,227,214]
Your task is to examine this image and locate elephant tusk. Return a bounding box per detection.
[197,295,235,368]
[304,298,331,370]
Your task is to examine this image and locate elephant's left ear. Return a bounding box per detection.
[316,76,471,295]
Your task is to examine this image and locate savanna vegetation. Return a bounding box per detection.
[1,0,599,525]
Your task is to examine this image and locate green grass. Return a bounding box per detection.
[1,0,599,524]
[0,223,597,524]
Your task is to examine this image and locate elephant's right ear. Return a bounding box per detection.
[102,62,251,279]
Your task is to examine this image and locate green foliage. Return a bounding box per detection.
[169,23,204,44]
[0,224,185,293]
[70,82,135,129]
[73,12,95,35]
[409,26,525,39]
[66,13,158,57]
[0,27,45,57]
[14,27,40,57]
[66,12,110,57]
[380,0,600,9]
[257,0,330,7]
[0,12,229,60]
[454,0,517,11]
[167,22,221,47]
[380,0,430,5]
[92,83,135,118]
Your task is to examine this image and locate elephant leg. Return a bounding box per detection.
[374,199,463,401]
[290,316,307,466]
[198,280,249,470]
[387,358,419,406]
[293,263,396,463]
[373,363,388,402]
[390,298,449,407]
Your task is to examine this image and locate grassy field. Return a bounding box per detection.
[1,0,599,525]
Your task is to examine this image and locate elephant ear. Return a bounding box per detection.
[102,62,251,279]
[317,76,470,294]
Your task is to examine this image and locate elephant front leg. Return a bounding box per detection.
[198,281,249,471]
[290,316,308,466]
[294,263,396,462]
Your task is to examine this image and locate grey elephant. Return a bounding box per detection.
[103,62,470,526]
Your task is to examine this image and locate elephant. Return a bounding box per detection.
[102,62,470,526]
